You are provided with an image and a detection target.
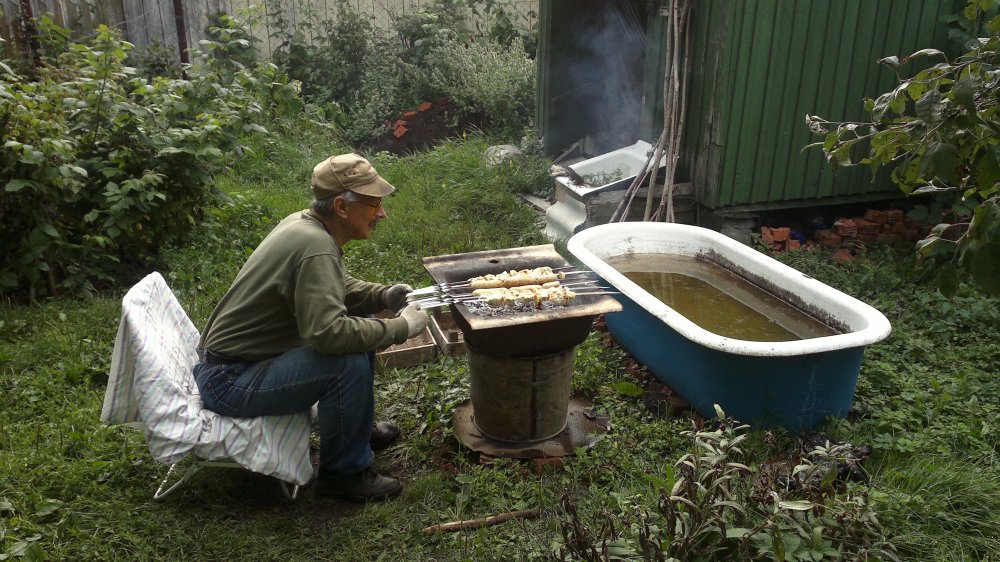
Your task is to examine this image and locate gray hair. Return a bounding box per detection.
[310,190,359,218]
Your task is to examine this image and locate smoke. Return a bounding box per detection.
[558,0,649,155]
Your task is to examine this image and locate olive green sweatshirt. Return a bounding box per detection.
[198,210,408,361]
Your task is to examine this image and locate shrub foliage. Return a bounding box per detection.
[806,3,1000,296]
[0,15,301,299]
[268,0,537,145]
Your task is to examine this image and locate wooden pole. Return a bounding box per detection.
[17,0,41,67]
[171,0,189,64]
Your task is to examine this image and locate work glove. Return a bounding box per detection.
[384,283,413,312]
[398,301,428,338]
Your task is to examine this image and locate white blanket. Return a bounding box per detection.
[101,272,314,486]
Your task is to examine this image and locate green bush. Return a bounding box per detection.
[428,34,536,138]
[269,0,536,145]
[0,16,301,299]
[271,0,376,112]
[807,3,1000,296]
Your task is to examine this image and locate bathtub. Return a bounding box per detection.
[567,223,891,430]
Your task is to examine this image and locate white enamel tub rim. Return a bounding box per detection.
[567,222,892,357]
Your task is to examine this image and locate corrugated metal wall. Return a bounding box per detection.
[684,0,959,210]
[537,0,961,212]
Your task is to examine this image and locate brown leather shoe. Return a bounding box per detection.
[316,468,402,503]
[370,421,400,451]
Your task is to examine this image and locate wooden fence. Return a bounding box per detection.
[0,0,537,62]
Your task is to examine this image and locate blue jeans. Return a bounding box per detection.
[193,346,375,475]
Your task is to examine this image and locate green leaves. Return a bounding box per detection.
[1,14,302,299]
[952,73,976,113]
[612,380,644,396]
[3,179,38,193]
[921,142,961,184]
[965,200,1000,295]
[806,4,1000,296]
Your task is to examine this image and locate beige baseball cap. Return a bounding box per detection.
[311,153,396,199]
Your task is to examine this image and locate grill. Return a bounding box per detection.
[421,244,622,458]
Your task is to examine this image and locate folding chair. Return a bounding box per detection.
[101,272,315,500]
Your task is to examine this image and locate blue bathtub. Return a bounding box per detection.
[567,223,892,430]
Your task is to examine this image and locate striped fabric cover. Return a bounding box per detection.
[101,272,314,486]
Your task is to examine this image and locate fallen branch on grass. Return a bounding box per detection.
[421,508,541,533]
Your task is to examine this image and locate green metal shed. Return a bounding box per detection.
[537,0,961,214]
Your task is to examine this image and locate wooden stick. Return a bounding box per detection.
[421,508,541,534]
[610,130,663,223]
[654,0,692,223]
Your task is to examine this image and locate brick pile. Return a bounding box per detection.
[761,208,925,262]
[760,226,801,252]
[814,209,920,249]
[389,97,448,140]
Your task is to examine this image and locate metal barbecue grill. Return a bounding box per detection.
[421,244,622,356]
[421,244,622,458]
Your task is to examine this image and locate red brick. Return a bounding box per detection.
[832,218,857,237]
[417,101,433,112]
[770,227,791,242]
[403,110,418,118]
[864,209,888,223]
[891,221,906,233]
[815,230,842,249]
[392,119,407,129]
[787,239,801,250]
[886,209,905,224]
[854,218,880,235]
[772,242,785,252]
[530,457,564,475]
[831,248,855,263]
[760,227,774,244]
[393,125,408,139]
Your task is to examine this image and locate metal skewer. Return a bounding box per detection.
[407,273,601,299]
[408,269,595,294]
[408,281,610,302]
[411,290,620,310]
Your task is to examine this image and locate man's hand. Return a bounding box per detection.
[384,284,413,312]
[398,302,428,338]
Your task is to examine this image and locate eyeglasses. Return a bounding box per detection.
[354,198,383,217]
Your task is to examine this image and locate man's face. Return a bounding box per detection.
[342,194,386,241]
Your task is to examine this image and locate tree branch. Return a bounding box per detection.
[421,508,541,534]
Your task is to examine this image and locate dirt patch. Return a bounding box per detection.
[361,97,491,156]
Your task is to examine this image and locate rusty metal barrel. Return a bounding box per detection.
[468,348,575,442]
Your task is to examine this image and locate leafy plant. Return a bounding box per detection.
[465,0,539,56]
[556,406,897,561]
[126,41,183,80]
[267,0,537,146]
[427,33,536,138]
[805,2,1000,296]
[0,14,301,299]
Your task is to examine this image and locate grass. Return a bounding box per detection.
[1,123,998,560]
